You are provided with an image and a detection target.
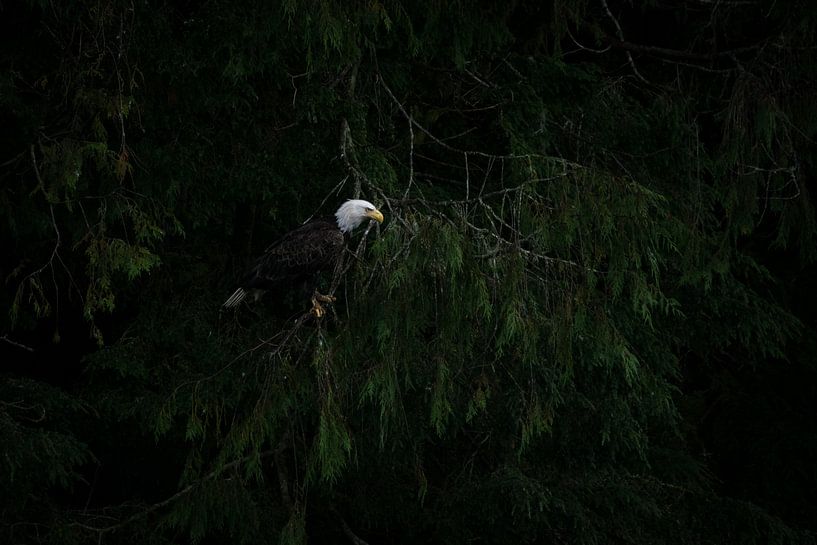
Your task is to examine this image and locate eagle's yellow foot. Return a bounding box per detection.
[314,292,336,304]
[310,292,336,318]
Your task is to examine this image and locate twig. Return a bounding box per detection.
[340,118,363,198]
[274,448,292,510]
[29,149,62,277]
[17,148,62,301]
[599,0,649,84]
[172,309,313,398]
[304,175,350,224]
[331,505,372,545]
[564,25,612,55]
[378,75,581,166]
[402,108,415,200]
[71,448,282,536]
[1,335,35,352]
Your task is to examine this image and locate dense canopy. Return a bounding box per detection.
[1,1,816,544]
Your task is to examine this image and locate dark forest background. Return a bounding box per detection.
[2,1,817,543]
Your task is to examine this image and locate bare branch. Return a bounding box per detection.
[600,0,649,84]
[377,74,580,167]
[1,335,35,352]
[340,117,363,199]
[71,448,283,536]
[331,505,372,545]
[402,107,415,200]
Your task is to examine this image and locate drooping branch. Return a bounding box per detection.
[70,447,284,537]
[331,505,372,545]
[1,335,35,353]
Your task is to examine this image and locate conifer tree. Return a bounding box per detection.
[2,1,816,544]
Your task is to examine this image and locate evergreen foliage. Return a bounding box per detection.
[2,1,817,543]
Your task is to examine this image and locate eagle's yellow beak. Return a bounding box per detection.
[366,209,384,223]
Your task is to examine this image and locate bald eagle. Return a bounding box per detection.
[223,199,384,314]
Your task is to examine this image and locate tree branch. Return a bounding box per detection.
[1,335,35,352]
[599,0,649,83]
[331,505,372,545]
[71,448,283,536]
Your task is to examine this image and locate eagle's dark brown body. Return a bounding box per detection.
[241,219,345,291]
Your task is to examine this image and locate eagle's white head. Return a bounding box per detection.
[335,199,384,233]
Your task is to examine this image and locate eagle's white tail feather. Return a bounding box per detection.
[223,287,247,308]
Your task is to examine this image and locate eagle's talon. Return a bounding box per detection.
[311,304,325,319]
[314,293,336,304]
[310,294,331,319]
